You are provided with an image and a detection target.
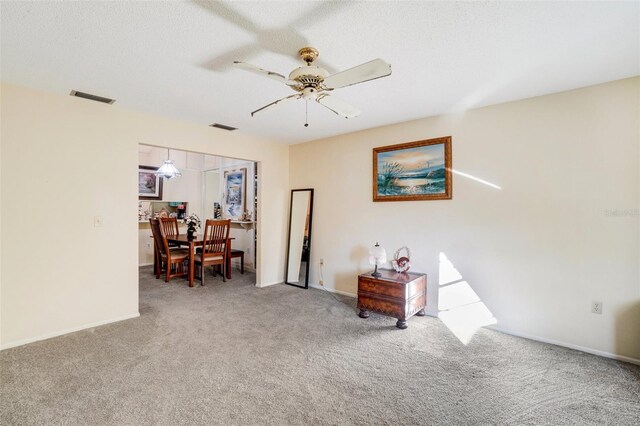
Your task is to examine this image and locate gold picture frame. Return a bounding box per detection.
[373,136,452,202]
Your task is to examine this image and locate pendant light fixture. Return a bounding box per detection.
[155,148,182,179]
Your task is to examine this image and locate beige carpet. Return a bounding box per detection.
[1,266,639,425]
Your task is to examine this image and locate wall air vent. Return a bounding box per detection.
[209,123,237,131]
[69,90,115,104]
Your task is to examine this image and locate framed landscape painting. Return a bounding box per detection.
[373,136,452,201]
[138,165,163,200]
[223,168,247,219]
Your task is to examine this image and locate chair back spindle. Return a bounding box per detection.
[160,217,179,238]
[203,219,230,257]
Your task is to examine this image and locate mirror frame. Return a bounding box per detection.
[284,188,314,289]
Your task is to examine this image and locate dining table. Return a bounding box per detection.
[165,234,235,287]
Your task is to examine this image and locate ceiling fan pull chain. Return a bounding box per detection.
[304,100,309,127]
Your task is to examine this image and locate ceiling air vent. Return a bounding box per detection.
[209,123,237,131]
[69,90,115,104]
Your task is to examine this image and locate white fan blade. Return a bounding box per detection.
[233,61,301,87]
[316,94,361,119]
[234,61,286,83]
[323,59,391,90]
[251,94,301,117]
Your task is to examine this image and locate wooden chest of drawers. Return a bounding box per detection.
[357,269,427,329]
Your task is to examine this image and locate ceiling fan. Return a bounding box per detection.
[234,47,391,126]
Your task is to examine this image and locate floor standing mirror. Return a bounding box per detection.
[285,189,314,289]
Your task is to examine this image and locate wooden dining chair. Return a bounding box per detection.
[194,219,230,285]
[229,249,245,274]
[150,218,190,283]
[160,217,181,248]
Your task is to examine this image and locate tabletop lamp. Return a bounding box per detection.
[369,242,387,278]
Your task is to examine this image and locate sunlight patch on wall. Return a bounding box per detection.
[451,169,502,190]
[438,252,497,344]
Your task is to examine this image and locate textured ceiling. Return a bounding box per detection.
[1,1,638,144]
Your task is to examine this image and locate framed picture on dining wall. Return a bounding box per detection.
[223,168,247,219]
[373,136,452,202]
[138,165,163,200]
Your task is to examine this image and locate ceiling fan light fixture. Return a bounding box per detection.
[302,87,318,100]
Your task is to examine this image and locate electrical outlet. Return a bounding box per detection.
[319,279,324,286]
[591,301,603,315]
[94,216,103,227]
[320,258,324,266]
[146,242,152,249]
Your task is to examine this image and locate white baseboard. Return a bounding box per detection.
[0,312,140,351]
[139,262,153,267]
[257,280,282,288]
[487,325,640,366]
[309,283,357,298]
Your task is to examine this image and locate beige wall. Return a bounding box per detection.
[0,83,289,348]
[290,77,640,362]
[204,170,220,219]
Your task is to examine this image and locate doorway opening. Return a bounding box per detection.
[138,144,258,287]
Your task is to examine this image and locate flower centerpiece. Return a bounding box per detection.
[184,213,201,239]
